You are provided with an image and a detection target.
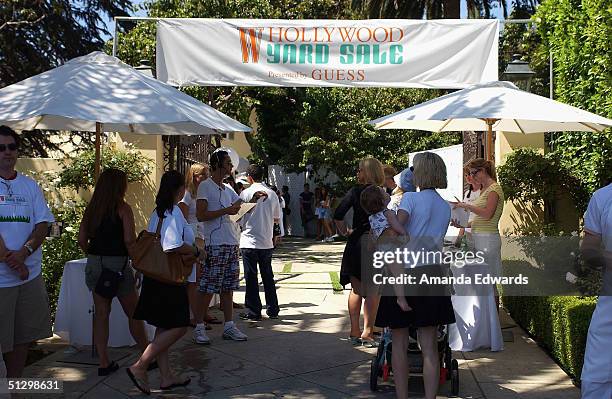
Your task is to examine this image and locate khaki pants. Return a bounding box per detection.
[0,275,52,353]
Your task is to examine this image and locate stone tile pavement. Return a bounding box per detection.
[20,238,580,398]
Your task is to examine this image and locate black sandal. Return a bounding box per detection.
[98,361,119,376]
[126,368,151,395]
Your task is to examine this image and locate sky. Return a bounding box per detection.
[101,0,147,41]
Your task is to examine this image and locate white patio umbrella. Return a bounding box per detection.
[369,81,612,160]
[0,51,251,177]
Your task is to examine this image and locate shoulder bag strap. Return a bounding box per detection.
[155,214,164,237]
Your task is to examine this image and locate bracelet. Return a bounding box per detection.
[24,243,34,255]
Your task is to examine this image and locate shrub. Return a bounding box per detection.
[58,145,153,191]
[497,148,590,221]
[503,294,596,381]
[41,202,85,321]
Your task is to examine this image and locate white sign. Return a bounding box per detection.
[156,19,499,88]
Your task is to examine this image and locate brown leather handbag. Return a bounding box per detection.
[129,217,196,285]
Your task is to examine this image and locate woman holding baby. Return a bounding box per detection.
[375,152,455,399]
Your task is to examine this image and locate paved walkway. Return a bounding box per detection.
[23,238,580,398]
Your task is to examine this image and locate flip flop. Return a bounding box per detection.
[160,377,191,390]
[126,368,150,395]
[348,336,362,346]
[98,360,119,376]
[360,338,379,348]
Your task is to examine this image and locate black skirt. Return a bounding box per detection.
[376,295,456,329]
[339,229,370,286]
[134,276,190,329]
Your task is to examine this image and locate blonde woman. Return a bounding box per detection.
[333,157,385,346]
[452,158,504,305]
[376,152,455,399]
[178,163,219,344]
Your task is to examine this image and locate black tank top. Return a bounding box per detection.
[87,214,128,256]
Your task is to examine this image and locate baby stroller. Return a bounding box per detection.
[369,326,459,396]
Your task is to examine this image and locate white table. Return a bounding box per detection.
[53,259,155,347]
[448,262,504,352]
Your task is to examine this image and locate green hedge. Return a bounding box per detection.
[503,295,597,381]
[41,203,85,322]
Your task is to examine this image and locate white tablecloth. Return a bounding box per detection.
[448,262,504,352]
[53,259,155,347]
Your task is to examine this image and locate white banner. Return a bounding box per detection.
[156,19,498,88]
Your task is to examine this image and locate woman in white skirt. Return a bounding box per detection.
[453,159,504,298]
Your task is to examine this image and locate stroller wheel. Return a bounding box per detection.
[450,359,459,396]
[370,357,379,391]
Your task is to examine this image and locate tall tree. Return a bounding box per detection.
[351,0,508,19]
[0,0,132,156]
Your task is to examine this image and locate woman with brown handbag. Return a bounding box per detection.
[127,171,205,395]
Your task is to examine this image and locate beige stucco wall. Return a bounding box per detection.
[221,132,252,159]
[16,133,162,232]
[15,158,71,207]
[113,133,163,231]
[495,131,546,236]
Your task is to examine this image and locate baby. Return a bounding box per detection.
[360,186,412,311]
[360,185,407,240]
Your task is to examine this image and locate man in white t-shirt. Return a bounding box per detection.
[580,182,612,399]
[195,150,251,344]
[0,126,54,378]
[238,165,281,321]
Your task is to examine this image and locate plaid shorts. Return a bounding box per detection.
[199,245,240,294]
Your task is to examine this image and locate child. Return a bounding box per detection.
[360,186,411,311]
[360,185,407,240]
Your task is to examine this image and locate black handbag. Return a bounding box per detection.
[95,258,127,299]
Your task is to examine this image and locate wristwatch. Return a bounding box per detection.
[23,243,34,255]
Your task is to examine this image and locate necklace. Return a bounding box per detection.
[0,179,13,198]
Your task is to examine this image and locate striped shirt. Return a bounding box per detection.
[471,182,504,234]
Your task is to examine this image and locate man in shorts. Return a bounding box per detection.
[195,150,251,343]
[0,126,54,377]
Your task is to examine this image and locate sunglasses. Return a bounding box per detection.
[0,143,18,152]
[468,169,481,177]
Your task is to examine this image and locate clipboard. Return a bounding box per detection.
[229,202,256,223]
[448,202,469,227]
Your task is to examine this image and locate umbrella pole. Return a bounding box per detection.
[486,119,494,162]
[94,122,102,183]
